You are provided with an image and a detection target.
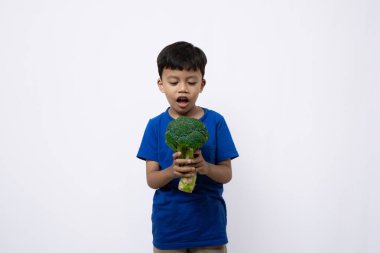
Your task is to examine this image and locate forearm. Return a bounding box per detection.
[204,161,232,184]
[146,166,175,189]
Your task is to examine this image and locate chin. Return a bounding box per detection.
[170,104,196,117]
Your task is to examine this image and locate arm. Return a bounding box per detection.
[146,152,197,189]
[192,150,232,184]
[146,160,174,189]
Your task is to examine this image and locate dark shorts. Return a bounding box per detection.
[153,245,227,253]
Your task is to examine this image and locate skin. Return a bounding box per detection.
[146,68,232,189]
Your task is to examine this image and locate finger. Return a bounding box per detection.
[190,156,201,163]
[194,149,202,157]
[174,172,194,178]
[175,166,195,173]
[181,172,196,178]
[174,158,193,166]
[173,169,195,178]
[192,161,203,168]
[172,152,181,160]
[188,154,204,165]
[177,168,196,178]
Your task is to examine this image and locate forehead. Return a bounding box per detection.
[162,68,202,79]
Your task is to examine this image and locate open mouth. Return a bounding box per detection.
[176,96,189,107]
[177,97,189,103]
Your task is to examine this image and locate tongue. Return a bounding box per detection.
[177,101,189,108]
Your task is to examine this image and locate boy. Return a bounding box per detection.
[137,41,239,253]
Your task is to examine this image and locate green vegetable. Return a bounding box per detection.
[165,117,209,193]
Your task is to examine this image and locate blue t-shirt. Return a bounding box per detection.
[137,108,239,250]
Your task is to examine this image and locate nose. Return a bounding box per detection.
[178,82,188,92]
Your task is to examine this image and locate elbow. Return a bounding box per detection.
[224,172,232,184]
[146,179,160,190]
[222,166,232,184]
[148,184,160,190]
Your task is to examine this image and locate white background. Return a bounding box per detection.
[1,0,379,252]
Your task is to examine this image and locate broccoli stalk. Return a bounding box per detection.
[165,117,209,193]
[177,146,197,193]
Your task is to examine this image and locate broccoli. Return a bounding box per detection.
[165,116,209,193]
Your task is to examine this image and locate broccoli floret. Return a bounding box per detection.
[165,117,209,193]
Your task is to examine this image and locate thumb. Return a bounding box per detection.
[172,151,181,159]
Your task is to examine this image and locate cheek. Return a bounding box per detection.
[165,93,176,101]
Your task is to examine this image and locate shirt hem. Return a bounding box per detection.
[136,155,157,162]
[153,238,228,250]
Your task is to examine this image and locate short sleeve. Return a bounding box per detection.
[216,117,239,163]
[137,119,158,162]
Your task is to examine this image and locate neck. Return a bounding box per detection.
[169,106,204,119]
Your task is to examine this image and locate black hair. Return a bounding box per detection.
[157,41,207,78]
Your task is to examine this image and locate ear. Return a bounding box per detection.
[200,79,206,93]
[157,79,165,93]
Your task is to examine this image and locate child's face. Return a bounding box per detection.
[158,68,205,118]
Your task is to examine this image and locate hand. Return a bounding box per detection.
[170,152,197,178]
[191,150,210,176]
